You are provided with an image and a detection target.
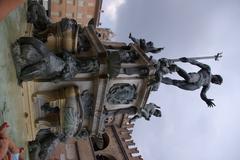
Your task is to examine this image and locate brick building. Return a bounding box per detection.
[49,0,103,26]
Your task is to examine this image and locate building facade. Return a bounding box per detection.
[20,20,159,159]
[50,0,103,26]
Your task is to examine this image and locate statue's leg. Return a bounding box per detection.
[162,77,188,88]
[175,66,191,81]
[161,77,175,85]
[162,78,198,91]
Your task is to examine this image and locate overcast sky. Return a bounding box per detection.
[100,0,240,160]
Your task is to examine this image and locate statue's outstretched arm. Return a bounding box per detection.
[128,33,139,44]
[189,59,210,70]
[180,57,210,70]
[200,85,215,107]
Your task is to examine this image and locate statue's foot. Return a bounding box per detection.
[129,32,132,38]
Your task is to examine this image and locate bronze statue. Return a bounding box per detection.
[129,103,161,122]
[28,129,61,160]
[129,33,164,53]
[27,1,51,34]
[27,1,91,53]
[11,37,98,83]
[161,57,223,107]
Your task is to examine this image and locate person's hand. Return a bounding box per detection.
[0,138,9,157]
[179,57,189,62]
[206,99,215,107]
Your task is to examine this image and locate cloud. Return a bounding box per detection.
[104,0,126,22]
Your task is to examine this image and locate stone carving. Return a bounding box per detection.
[74,128,89,139]
[103,106,137,117]
[11,37,98,83]
[121,66,149,77]
[119,50,139,63]
[41,103,60,114]
[129,33,164,54]
[161,57,223,107]
[62,98,80,138]
[11,37,65,83]
[33,86,83,141]
[81,90,94,118]
[107,50,148,77]
[106,51,121,78]
[129,103,161,122]
[106,83,137,104]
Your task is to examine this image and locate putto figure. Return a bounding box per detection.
[11,37,98,83]
[129,33,164,54]
[161,57,223,107]
[129,103,161,122]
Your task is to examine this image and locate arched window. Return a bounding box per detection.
[96,154,117,160]
[91,133,110,151]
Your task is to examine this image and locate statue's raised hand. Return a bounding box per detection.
[206,99,215,107]
[179,57,189,62]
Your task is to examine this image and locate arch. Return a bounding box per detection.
[96,154,117,160]
[91,133,110,151]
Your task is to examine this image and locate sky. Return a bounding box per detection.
[100,0,240,160]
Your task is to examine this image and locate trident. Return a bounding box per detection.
[170,52,223,62]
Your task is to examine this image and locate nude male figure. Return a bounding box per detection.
[162,57,223,107]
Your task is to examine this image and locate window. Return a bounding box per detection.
[78,0,84,6]
[66,12,74,18]
[51,11,61,17]
[77,13,83,19]
[91,133,110,151]
[96,155,117,160]
[86,14,92,19]
[53,0,61,4]
[88,2,95,7]
[66,0,74,5]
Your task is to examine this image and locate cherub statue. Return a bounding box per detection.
[129,33,164,54]
[129,103,161,122]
